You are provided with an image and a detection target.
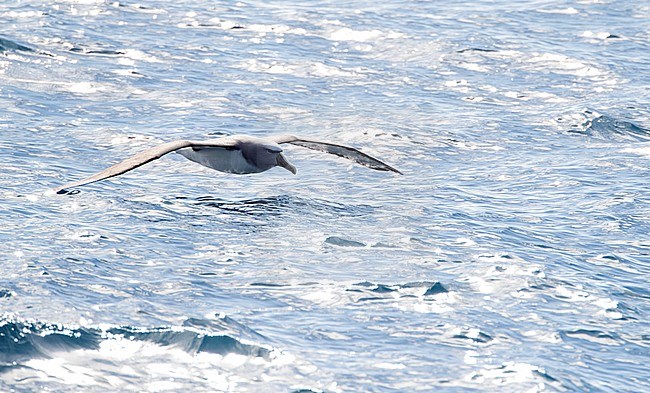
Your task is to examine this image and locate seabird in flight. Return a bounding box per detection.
[53,134,401,194]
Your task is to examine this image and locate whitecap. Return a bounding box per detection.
[527,52,605,77]
[621,146,650,158]
[2,10,46,18]
[241,59,360,78]
[330,27,383,42]
[247,24,307,35]
[537,7,579,15]
[122,49,160,63]
[68,82,99,94]
[466,361,556,387]
[581,31,620,40]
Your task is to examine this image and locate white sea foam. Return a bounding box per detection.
[247,24,307,35]
[1,10,46,18]
[621,145,650,157]
[122,49,160,63]
[330,27,382,42]
[466,361,555,388]
[581,31,616,40]
[241,59,360,78]
[6,330,336,392]
[527,53,605,77]
[68,81,100,94]
[537,7,579,15]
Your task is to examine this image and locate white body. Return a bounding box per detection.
[176,147,263,174]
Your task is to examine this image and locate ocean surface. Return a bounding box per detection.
[1,1,649,392]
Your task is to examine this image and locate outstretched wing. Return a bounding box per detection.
[53,140,194,194]
[271,135,402,174]
[53,138,240,194]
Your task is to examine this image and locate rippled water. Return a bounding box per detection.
[1,1,650,392]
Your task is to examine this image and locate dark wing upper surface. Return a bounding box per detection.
[53,138,240,194]
[271,135,402,174]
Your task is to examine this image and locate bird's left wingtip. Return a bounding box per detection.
[384,164,403,175]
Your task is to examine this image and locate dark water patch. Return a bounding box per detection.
[451,328,493,343]
[110,2,156,12]
[110,325,270,358]
[610,301,639,321]
[157,194,372,220]
[371,242,398,248]
[0,290,12,298]
[113,197,182,222]
[0,319,102,365]
[400,281,450,296]
[349,282,394,292]
[193,194,366,218]
[499,227,553,250]
[190,194,294,216]
[301,197,374,218]
[0,36,54,57]
[178,21,245,29]
[357,296,388,302]
[452,332,492,344]
[207,131,232,137]
[398,281,437,289]
[196,271,219,276]
[533,368,559,383]
[0,315,271,367]
[69,47,127,56]
[324,236,366,247]
[424,282,448,296]
[622,285,650,300]
[201,23,246,30]
[372,284,396,293]
[352,281,374,287]
[0,37,35,54]
[349,281,449,300]
[250,282,288,288]
[456,47,498,53]
[569,111,650,141]
[560,328,621,344]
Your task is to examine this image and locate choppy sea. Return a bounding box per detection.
[1,1,649,392]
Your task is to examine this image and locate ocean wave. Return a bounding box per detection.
[0,314,334,392]
[567,110,650,141]
[179,194,373,218]
[0,37,35,54]
[0,314,271,366]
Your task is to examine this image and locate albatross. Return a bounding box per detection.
[53,134,401,194]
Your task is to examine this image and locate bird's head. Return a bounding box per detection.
[243,141,297,174]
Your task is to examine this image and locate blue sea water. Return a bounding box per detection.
[1,0,650,391]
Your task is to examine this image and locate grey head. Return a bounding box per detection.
[240,139,297,174]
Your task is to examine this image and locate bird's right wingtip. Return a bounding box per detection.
[49,186,78,195]
[43,187,72,197]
